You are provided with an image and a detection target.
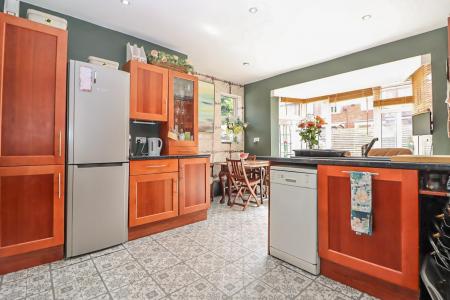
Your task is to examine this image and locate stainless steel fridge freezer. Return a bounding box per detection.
[66,60,130,258]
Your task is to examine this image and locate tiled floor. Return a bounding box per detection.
[0,200,377,300]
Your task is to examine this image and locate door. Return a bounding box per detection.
[0,14,67,166]
[129,172,178,227]
[0,165,64,257]
[179,158,209,215]
[68,61,129,164]
[318,165,419,291]
[163,70,198,155]
[66,163,128,257]
[126,61,168,121]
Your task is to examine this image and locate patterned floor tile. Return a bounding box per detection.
[2,264,50,284]
[135,244,181,274]
[93,250,134,273]
[296,282,351,300]
[152,263,201,294]
[110,276,165,300]
[235,252,281,278]
[161,240,208,261]
[50,255,91,270]
[260,265,312,298]
[184,252,227,276]
[232,280,286,299]
[26,289,54,300]
[90,245,125,258]
[213,242,253,263]
[123,235,154,249]
[52,260,98,287]
[53,274,106,300]
[0,280,27,300]
[360,294,380,300]
[100,262,147,292]
[26,272,52,297]
[315,276,362,299]
[280,261,318,280]
[170,278,226,300]
[206,263,254,296]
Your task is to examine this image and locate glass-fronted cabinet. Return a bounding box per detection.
[161,70,198,155]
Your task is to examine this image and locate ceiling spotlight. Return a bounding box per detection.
[121,0,130,5]
[248,7,258,14]
[243,62,250,66]
[361,14,372,21]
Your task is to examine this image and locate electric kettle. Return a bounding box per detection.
[147,138,163,156]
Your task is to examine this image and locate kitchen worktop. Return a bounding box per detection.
[129,154,210,161]
[258,156,450,171]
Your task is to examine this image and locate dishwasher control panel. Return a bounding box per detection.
[270,167,317,189]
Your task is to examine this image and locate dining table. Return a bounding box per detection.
[216,160,270,206]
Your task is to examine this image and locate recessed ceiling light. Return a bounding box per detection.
[121,0,130,5]
[243,62,250,66]
[362,14,372,21]
[248,7,258,14]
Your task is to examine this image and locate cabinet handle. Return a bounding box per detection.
[135,182,138,217]
[58,173,61,199]
[58,130,62,157]
[341,171,378,176]
[146,164,167,168]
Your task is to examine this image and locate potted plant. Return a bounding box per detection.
[298,115,325,149]
[225,117,248,144]
[147,49,194,74]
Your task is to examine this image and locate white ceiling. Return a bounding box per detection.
[24,0,450,84]
[273,55,423,98]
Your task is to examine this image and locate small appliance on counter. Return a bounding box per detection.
[148,138,162,156]
[27,9,68,30]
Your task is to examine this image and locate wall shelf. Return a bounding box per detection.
[419,190,449,197]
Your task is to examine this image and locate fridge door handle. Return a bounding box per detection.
[77,163,125,168]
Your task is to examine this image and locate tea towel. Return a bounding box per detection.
[349,171,373,235]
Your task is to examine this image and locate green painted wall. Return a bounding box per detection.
[0,1,186,66]
[245,27,449,156]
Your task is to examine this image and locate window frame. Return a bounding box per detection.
[220,93,241,144]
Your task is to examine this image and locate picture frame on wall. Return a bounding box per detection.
[198,81,215,133]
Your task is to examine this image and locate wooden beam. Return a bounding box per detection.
[373,96,414,107]
[281,87,374,104]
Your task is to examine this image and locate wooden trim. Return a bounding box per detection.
[373,96,414,107]
[130,159,178,176]
[318,165,419,291]
[0,165,65,257]
[0,245,63,275]
[128,209,207,240]
[281,88,374,104]
[178,157,210,215]
[321,259,419,300]
[129,172,179,227]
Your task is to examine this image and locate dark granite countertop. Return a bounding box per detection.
[129,154,210,161]
[257,156,450,172]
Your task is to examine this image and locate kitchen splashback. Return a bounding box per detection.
[129,121,160,156]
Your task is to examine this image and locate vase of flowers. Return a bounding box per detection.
[298,115,325,149]
[225,117,248,144]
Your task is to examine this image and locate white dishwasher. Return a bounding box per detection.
[269,165,319,275]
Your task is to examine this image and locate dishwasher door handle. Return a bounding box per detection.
[284,178,297,183]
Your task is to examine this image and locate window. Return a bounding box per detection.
[221,94,238,143]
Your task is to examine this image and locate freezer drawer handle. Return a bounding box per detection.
[58,173,61,199]
[341,171,379,176]
[77,163,125,168]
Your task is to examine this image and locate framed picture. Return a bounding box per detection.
[198,81,215,133]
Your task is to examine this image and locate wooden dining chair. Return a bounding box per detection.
[226,159,260,210]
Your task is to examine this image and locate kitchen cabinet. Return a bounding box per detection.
[161,70,198,155]
[124,61,168,121]
[0,165,64,258]
[318,165,419,298]
[0,13,67,167]
[179,157,210,215]
[129,160,179,227]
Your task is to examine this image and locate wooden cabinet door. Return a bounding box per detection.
[318,165,419,292]
[162,70,198,155]
[0,14,67,166]
[129,172,178,227]
[179,158,210,215]
[125,61,168,121]
[0,165,64,257]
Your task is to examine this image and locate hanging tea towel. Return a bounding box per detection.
[349,171,373,235]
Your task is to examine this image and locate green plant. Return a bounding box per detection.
[298,115,326,149]
[147,49,194,73]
